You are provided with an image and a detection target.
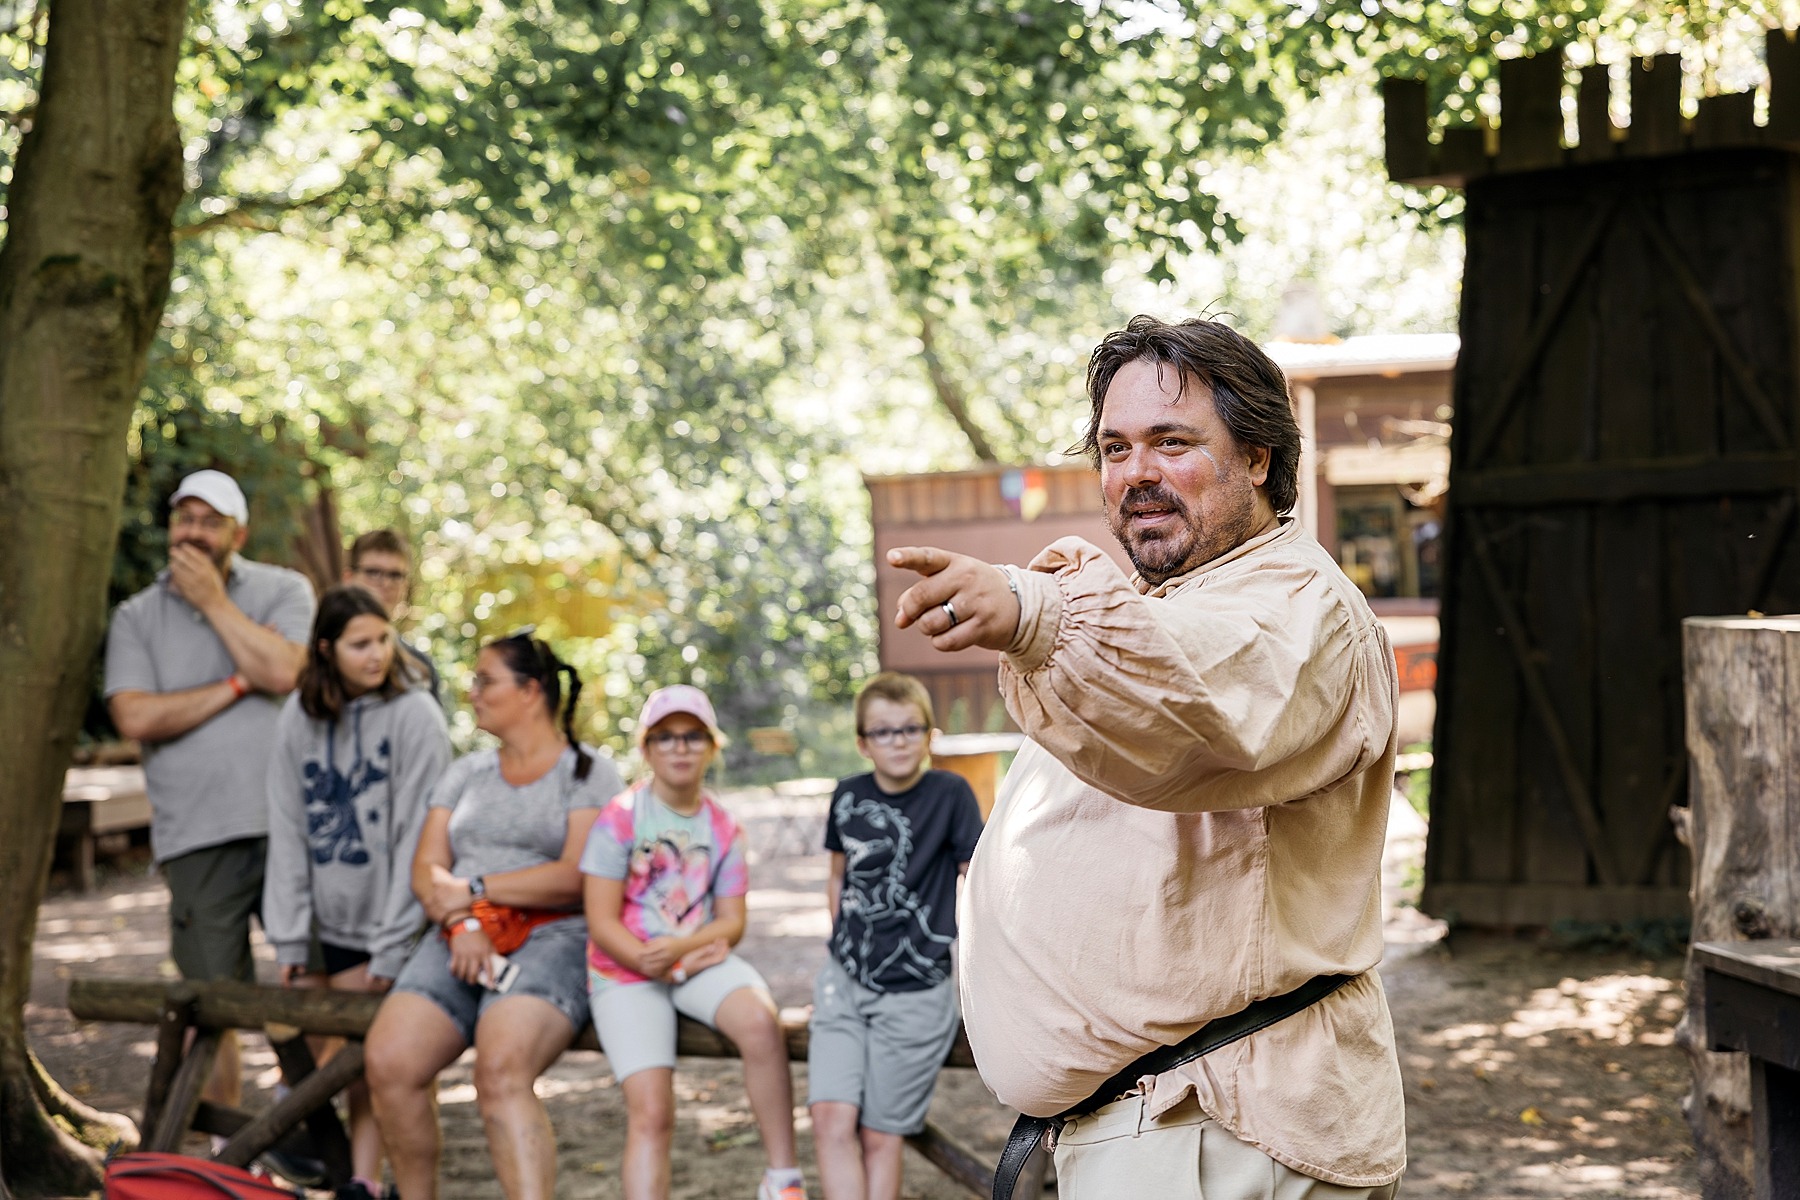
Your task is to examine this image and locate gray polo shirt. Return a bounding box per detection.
[104,556,316,863]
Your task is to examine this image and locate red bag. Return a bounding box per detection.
[104,1152,299,1198]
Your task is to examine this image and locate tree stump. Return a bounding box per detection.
[1680,616,1800,1199]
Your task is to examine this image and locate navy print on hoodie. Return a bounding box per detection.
[301,708,390,867]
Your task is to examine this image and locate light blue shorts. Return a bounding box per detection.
[587,953,773,1081]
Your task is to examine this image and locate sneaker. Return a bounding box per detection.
[756,1178,807,1200]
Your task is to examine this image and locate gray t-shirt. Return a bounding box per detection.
[433,745,623,884]
[103,556,317,863]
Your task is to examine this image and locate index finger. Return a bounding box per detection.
[887,545,949,577]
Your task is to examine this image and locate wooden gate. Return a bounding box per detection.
[1387,41,1800,924]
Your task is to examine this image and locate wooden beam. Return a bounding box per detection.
[1467,194,1622,468]
[1421,882,1690,925]
[192,1101,336,1163]
[1633,199,1792,450]
[1466,512,1623,885]
[67,977,980,1069]
[214,1044,366,1173]
[906,1120,991,1196]
[141,987,194,1139]
[267,1028,353,1187]
[148,1029,221,1153]
[1383,76,1433,184]
[1574,64,1616,163]
[1498,50,1565,173]
[1455,453,1797,507]
[1627,53,1685,156]
[1749,494,1798,613]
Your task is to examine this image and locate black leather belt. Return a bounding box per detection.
[990,973,1355,1200]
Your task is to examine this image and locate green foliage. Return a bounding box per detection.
[22,0,1795,764]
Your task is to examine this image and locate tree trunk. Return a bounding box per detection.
[0,2,188,1193]
[915,309,1001,464]
[1678,616,1800,1200]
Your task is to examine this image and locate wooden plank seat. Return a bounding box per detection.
[67,976,1022,1196]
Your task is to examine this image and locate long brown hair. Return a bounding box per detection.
[299,584,416,721]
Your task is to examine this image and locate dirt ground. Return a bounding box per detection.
[27,782,1699,1199]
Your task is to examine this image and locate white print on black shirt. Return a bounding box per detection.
[830,790,956,989]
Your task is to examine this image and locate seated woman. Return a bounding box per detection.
[264,584,452,1200]
[582,685,806,1200]
[364,630,623,1200]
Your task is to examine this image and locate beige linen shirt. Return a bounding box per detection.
[959,519,1407,1188]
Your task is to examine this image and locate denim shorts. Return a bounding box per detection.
[391,914,590,1043]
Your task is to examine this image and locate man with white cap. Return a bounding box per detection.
[104,468,316,1112]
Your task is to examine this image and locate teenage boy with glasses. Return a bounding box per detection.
[808,673,983,1200]
[345,529,440,704]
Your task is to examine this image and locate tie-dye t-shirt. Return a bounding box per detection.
[579,785,749,984]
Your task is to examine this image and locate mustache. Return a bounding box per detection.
[1120,484,1188,516]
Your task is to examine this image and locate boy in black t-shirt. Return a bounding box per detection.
[808,673,983,1200]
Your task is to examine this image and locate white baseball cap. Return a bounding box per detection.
[169,470,248,525]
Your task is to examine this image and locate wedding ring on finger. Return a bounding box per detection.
[941,600,960,629]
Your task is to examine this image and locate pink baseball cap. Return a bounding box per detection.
[637,684,726,746]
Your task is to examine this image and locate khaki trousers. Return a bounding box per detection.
[1052,1094,1399,1200]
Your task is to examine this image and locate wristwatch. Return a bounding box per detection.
[468,875,487,899]
[448,915,482,937]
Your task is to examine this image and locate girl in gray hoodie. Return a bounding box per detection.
[264,583,451,1200]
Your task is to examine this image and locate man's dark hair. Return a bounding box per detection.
[347,528,410,570]
[299,584,419,721]
[486,631,594,781]
[1077,315,1303,516]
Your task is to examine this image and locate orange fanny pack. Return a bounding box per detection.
[448,899,567,955]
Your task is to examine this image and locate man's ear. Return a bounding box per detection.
[1246,445,1272,488]
[231,524,250,551]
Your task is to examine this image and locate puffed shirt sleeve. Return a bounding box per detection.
[1000,536,1386,814]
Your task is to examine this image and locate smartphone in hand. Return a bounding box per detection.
[480,953,520,993]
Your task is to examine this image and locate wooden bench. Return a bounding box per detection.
[60,766,151,891]
[1693,940,1800,1199]
[68,977,1041,1196]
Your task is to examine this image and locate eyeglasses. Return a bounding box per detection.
[171,510,231,533]
[860,724,928,746]
[354,567,408,585]
[646,730,713,752]
[469,672,517,693]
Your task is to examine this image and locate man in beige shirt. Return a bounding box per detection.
[891,316,1406,1198]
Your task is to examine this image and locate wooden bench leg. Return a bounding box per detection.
[214,1042,364,1181]
[263,1026,355,1188]
[141,989,195,1138]
[1753,1059,1800,1200]
[148,1028,221,1152]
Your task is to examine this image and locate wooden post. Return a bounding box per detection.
[1680,616,1800,1199]
[140,986,194,1138]
[147,1029,221,1153]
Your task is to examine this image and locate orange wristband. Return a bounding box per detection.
[226,674,248,699]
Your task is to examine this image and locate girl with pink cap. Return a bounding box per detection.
[580,685,806,1200]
